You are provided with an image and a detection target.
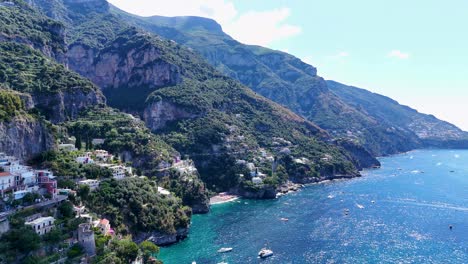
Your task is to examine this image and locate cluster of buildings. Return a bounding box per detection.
[22,207,115,258]
[0,153,57,200]
[75,150,133,180]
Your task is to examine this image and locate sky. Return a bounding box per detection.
[108,0,468,130]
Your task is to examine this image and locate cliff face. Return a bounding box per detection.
[33,89,105,123]
[336,140,381,170]
[143,100,200,131]
[0,116,55,160]
[68,43,181,91]
[116,11,450,158]
[33,89,104,123]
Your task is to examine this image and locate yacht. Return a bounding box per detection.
[217,247,233,253]
[258,248,274,258]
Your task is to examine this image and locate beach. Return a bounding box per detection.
[209,192,239,205]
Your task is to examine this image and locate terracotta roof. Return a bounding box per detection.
[0,172,12,177]
[100,219,109,225]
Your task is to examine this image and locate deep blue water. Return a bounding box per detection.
[160,150,468,263]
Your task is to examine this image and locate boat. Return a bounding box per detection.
[217,247,233,253]
[280,217,289,221]
[258,248,274,258]
[356,204,365,209]
[217,262,228,264]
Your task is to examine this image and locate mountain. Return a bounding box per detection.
[24,0,369,195]
[0,0,205,245]
[327,80,468,147]
[110,8,467,156]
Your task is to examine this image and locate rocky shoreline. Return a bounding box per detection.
[156,173,363,246]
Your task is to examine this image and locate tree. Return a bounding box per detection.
[75,137,82,150]
[58,201,74,219]
[67,244,83,258]
[96,252,124,264]
[139,241,160,262]
[1,227,41,253]
[112,238,139,263]
[77,184,90,200]
[22,192,37,205]
[43,227,62,244]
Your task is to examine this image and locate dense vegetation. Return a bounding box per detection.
[113,8,450,156]
[64,107,177,175]
[0,42,97,94]
[0,207,87,263]
[0,89,25,121]
[86,178,191,235]
[0,0,66,55]
[31,150,113,183]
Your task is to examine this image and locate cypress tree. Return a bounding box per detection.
[75,137,82,150]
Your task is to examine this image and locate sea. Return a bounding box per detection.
[160,149,468,264]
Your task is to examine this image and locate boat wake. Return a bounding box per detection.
[389,199,468,212]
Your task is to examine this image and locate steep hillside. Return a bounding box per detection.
[0,0,210,244]
[0,0,67,63]
[0,88,55,159]
[327,80,468,147]
[29,0,367,193]
[110,9,466,156]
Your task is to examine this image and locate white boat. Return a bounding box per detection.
[356,204,365,209]
[280,217,289,222]
[258,248,274,258]
[217,247,233,253]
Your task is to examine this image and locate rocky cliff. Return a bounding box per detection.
[143,100,200,131]
[114,10,461,158]
[0,116,55,160]
[32,89,104,123]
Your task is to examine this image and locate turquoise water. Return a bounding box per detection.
[160,150,468,263]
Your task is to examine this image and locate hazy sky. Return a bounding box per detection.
[108,0,468,130]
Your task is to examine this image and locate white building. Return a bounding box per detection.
[0,172,15,196]
[99,164,132,180]
[15,169,36,187]
[94,150,113,162]
[13,190,31,200]
[110,165,131,179]
[92,138,105,145]
[252,177,263,185]
[79,179,100,190]
[25,216,55,235]
[58,144,77,152]
[76,156,94,164]
[0,153,17,167]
